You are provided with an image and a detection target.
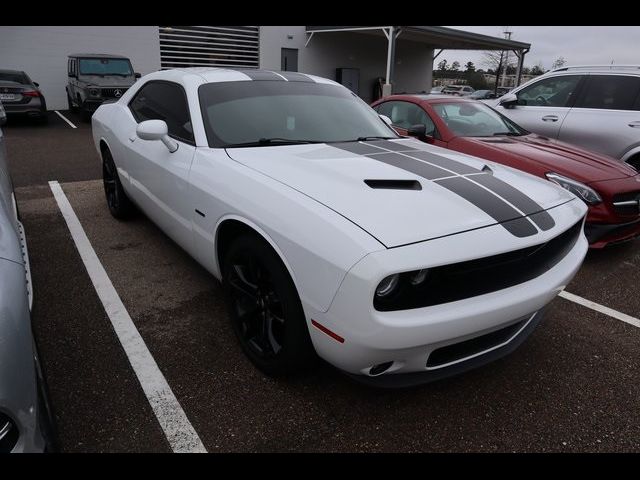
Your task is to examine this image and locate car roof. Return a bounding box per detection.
[142,68,340,86]
[0,69,25,75]
[69,54,130,59]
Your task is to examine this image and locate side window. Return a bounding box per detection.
[517,75,581,107]
[377,101,436,135]
[575,75,640,111]
[129,81,194,144]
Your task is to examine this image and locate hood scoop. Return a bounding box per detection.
[364,179,422,190]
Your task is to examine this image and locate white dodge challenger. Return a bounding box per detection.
[92,68,588,387]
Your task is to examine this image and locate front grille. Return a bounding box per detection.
[100,87,128,98]
[426,317,529,368]
[613,191,640,216]
[374,218,584,311]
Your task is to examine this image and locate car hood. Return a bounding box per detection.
[460,134,637,184]
[226,138,574,247]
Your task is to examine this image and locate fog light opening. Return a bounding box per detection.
[369,361,394,376]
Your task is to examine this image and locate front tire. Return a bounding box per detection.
[102,148,134,219]
[222,234,316,376]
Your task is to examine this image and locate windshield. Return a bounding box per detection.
[469,90,489,99]
[79,58,133,76]
[0,71,29,84]
[198,80,398,147]
[432,102,527,137]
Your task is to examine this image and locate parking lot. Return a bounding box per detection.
[4,109,640,452]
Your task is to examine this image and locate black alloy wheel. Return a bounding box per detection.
[223,234,316,376]
[102,148,133,219]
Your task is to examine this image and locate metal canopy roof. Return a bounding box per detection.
[305,26,530,51]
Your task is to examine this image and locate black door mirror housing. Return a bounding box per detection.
[407,124,427,138]
[135,72,142,79]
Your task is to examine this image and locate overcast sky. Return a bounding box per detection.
[442,26,640,70]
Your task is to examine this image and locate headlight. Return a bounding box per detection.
[89,88,100,97]
[375,274,400,297]
[546,173,602,205]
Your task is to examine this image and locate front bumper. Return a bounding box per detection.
[585,218,640,248]
[304,200,588,384]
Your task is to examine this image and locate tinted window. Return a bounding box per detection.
[198,81,396,148]
[0,71,29,85]
[376,101,436,133]
[129,81,194,143]
[79,58,132,76]
[517,75,581,107]
[576,75,640,111]
[432,102,526,137]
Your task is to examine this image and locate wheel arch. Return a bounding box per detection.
[214,215,300,291]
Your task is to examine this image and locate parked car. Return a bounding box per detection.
[496,86,512,97]
[0,100,6,126]
[469,89,497,100]
[430,86,445,94]
[372,94,640,248]
[66,54,141,121]
[92,68,587,387]
[442,85,475,96]
[0,128,56,452]
[0,70,47,123]
[491,65,640,170]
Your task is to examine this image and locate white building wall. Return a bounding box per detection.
[0,26,161,110]
[260,28,434,102]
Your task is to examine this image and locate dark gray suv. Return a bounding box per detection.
[66,54,140,120]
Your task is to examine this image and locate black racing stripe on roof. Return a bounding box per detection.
[239,70,285,81]
[471,174,555,230]
[277,71,314,82]
[435,176,538,237]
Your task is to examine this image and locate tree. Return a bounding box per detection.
[465,61,476,73]
[551,56,567,70]
[530,62,545,76]
[450,61,460,72]
[437,59,448,72]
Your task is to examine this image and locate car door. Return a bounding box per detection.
[125,80,197,251]
[558,74,640,160]
[495,74,583,139]
[374,100,438,140]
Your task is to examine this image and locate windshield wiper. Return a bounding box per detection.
[224,138,322,148]
[355,136,397,141]
[493,132,522,136]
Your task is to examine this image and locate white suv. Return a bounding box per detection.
[492,65,640,169]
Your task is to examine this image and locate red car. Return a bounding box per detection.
[371,94,640,248]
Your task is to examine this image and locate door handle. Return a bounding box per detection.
[129,135,136,142]
[628,121,640,128]
[542,115,559,122]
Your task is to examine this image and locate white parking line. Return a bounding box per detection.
[559,290,640,329]
[54,110,77,129]
[48,180,207,453]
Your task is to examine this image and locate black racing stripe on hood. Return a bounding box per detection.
[471,174,555,231]
[332,142,387,155]
[435,176,538,237]
[392,149,481,175]
[364,152,452,180]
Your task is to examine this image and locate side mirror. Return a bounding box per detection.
[499,93,518,108]
[135,72,141,79]
[379,114,393,127]
[68,72,76,78]
[407,124,427,138]
[33,82,39,87]
[136,120,178,153]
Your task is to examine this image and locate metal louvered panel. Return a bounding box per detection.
[159,26,260,70]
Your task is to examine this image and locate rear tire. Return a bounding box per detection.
[222,234,316,376]
[102,148,134,219]
[67,91,77,113]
